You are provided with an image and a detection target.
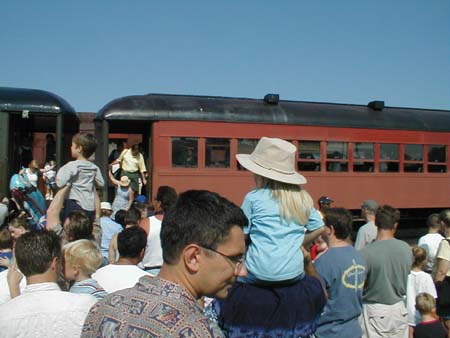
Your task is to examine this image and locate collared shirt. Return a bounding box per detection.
[82,275,225,338]
[0,282,97,338]
[118,149,146,173]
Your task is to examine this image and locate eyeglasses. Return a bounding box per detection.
[200,245,245,272]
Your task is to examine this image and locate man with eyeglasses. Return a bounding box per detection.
[81,190,247,338]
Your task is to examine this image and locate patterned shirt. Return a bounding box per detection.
[81,275,225,338]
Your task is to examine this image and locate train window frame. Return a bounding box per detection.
[352,142,374,172]
[403,144,424,173]
[205,138,231,169]
[298,140,321,172]
[378,143,400,173]
[237,138,258,171]
[171,137,199,168]
[427,144,447,173]
[326,141,349,172]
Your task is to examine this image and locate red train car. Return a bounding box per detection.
[95,93,450,224]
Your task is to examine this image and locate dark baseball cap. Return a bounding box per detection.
[318,196,334,204]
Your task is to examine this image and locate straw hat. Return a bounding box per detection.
[119,176,131,187]
[236,137,306,185]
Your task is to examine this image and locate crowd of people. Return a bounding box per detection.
[0,134,448,338]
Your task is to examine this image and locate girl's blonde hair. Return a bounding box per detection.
[63,239,102,275]
[257,175,313,225]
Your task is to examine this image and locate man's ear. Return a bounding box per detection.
[182,244,202,273]
[393,222,398,230]
[50,257,59,271]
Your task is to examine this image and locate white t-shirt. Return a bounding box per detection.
[0,282,97,338]
[418,233,445,272]
[25,168,38,188]
[92,264,152,293]
[406,270,437,325]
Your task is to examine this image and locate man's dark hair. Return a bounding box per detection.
[117,226,147,258]
[114,209,127,228]
[72,133,97,158]
[15,231,61,277]
[375,205,400,230]
[156,186,177,213]
[66,211,93,241]
[161,190,248,264]
[323,207,353,240]
[124,207,141,226]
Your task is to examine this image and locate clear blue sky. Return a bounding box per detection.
[2,0,449,112]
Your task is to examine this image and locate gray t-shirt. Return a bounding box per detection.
[56,160,104,211]
[354,221,377,251]
[362,239,412,305]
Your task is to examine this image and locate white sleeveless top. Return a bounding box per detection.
[139,216,163,269]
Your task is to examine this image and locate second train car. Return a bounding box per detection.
[95,93,450,224]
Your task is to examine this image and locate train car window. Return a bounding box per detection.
[404,144,423,172]
[206,138,230,168]
[353,143,374,172]
[298,141,321,171]
[428,144,447,173]
[171,137,198,168]
[326,142,348,172]
[237,139,258,170]
[379,144,399,172]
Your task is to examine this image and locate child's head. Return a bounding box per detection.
[8,218,31,240]
[63,239,102,280]
[71,133,97,159]
[64,211,93,242]
[415,292,436,315]
[412,246,428,270]
[49,160,56,167]
[0,228,13,250]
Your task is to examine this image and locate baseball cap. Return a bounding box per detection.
[361,200,378,212]
[318,196,334,205]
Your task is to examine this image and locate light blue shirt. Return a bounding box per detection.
[242,188,323,281]
[99,216,123,259]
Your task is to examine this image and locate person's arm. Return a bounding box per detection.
[46,185,70,233]
[108,169,121,186]
[138,154,147,185]
[108,234,118,264]
[434,258,450,282]
[94,166,105,188]
[92,189,102,246]
[7,260,23,299]
[303,227,327,248]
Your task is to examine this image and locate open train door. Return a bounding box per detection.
[0,87,78,197]
[95,96,152,202]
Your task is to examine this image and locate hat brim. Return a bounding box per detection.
[119,181,130,187]
[236,154,307,185]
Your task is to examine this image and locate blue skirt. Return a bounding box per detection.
[215,275,326,338]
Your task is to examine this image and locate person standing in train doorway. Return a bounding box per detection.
[112,144,147,195]
[215,137,326,337]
